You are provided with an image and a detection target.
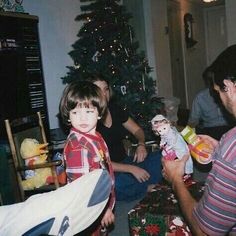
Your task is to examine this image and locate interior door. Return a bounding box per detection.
[205,5,227,65]
[167,0,187,108]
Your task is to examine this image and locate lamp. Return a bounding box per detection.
[203,0,217,2]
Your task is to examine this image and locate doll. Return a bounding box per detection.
[151,114,193,175]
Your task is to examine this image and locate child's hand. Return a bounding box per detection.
[101,208,115,228]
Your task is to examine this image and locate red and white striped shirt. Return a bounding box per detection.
[193,127,236,235]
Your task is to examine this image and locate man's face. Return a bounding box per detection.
[213,82,235,115]
[93,80,110,103]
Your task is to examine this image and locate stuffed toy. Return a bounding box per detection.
[20,138,54,190]
[151,114,193,175]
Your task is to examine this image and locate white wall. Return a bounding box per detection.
[225,0,236,46]
[140,0,173,97]
[23,0,82,129]
[180,0,207,107]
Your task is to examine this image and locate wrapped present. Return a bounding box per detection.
[128,182,204,236]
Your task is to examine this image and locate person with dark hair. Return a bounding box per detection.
[59,80,115,235]
[90,75,162,202]
[162,45,236,235]
[188,66,234,140]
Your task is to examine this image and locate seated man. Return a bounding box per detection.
[162,45,236,235]
[188,66,235,140]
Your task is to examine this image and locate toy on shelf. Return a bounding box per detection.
[151,114,193,175]
[181,126,213,164]
[20,138,54,190]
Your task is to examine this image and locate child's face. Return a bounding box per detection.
[69,105,99,135]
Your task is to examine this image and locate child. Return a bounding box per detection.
[151,114,193,175]
[59,80,115,236]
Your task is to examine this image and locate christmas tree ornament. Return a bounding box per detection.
[74,62,80,69]
[124,47,129,57]
[121,85,127,95]
[129,26,133,43]
[92,51,101,62]
[142,74,146,91]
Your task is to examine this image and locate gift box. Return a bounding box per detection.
[128,181,204,236]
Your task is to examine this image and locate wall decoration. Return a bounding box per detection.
[184,13,198,48]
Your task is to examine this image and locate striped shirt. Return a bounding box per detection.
[193,127,236,235]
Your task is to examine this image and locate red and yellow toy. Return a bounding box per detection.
[181,126,213,164]
[20,138,54,190]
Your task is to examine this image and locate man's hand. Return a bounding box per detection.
[162,154,189,183]
[129,165,150,182]
[133,145,148,163]
[198,134,219,149]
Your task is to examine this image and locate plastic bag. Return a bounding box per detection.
[161,97,180,123]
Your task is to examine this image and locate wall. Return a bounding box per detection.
[179,0,207,107]
[142,0,206,108]
[23,0,82,130]
[149,0,173,98]
[225,0,236,46]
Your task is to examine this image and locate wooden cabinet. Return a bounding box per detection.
[0,12,49,139]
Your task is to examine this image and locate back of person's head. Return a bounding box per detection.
[59,80,107,127]
[209,44,236,90]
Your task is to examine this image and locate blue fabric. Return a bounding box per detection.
[23,218,55,236]
[188,88,230,128]
[88,170,111,207]
[115,150,163,201]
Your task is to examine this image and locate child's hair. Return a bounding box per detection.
[59,80,107,127]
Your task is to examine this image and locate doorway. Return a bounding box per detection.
[205,5,227,65]
[167,0,187,108]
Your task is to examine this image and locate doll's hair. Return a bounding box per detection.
[59,80,107,127]
[151,114,170,126]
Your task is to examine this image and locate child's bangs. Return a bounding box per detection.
[76,100,95,109]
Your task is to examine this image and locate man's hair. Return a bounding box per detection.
[59,80,107,126]
[209,44,236,90]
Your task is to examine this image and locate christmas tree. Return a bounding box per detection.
[62,0,161,140]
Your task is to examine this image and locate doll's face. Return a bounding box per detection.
[152,120,170,136]
[156,123,170,135]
